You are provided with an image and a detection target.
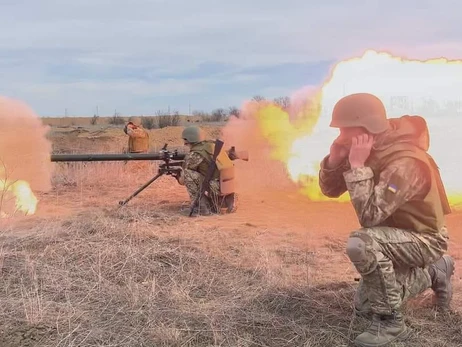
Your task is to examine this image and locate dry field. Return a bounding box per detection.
[0,123,461,347]
[41,115,204,128]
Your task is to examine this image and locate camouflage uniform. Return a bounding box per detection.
[320,93,454,347]
[320,156,448,315]
[178,126,238,215]
[180,151,221,204]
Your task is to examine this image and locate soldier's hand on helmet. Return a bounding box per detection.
[327,139,349,168]
[348,134,373,169]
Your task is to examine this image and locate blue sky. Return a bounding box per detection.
[0,0,461,117]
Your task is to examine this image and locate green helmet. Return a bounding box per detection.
[330,93,389,134]
[128,116,142,126]
[182,126,205,143]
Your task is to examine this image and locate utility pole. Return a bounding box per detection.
[65,108,68,117]
[96,105,99,116]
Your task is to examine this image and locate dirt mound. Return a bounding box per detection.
[48,125,223,154]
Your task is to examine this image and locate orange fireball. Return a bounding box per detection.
[0,180,38,217]
[253,50,462,206]
[0,96,53,217]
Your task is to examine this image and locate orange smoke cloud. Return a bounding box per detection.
[222,101,297,194]
[221,89,322,195]
[0,96,53,216]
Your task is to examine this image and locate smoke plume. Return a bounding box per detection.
[0,96,53,193]
[221,87,322,196]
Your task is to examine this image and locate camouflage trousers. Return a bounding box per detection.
[183,169,221,208]
[347,227,448,316]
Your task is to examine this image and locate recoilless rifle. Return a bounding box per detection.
[50,143,248,208]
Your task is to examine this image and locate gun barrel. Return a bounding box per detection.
[50,153,186,162]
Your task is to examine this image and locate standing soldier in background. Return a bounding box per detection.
[176,126,237,216]
[123,116,150,172]
[123,116,150,153]
[318,93,454,347]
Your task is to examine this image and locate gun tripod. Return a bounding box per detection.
[118,171,164,206]
[118,162,182,206]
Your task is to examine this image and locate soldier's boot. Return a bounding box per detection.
[354,311,411,347]
[182,198,212,216]
[224,193,238,213]
[196,198,212,216]
[354,306,372,320]
[428,254,455,310]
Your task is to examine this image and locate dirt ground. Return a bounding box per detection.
[0,124,461,347]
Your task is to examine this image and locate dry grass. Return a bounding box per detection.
[0,124,461,346]
[1,208,461,347]
[42,115,216,128]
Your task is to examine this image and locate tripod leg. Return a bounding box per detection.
[118,172,164,206]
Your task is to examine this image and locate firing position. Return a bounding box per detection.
[177,126,238,216]
[123,116,150,153]
[319,93,454,347]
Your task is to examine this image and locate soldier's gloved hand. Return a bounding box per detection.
[327,137,349,168]
[174,169,185,185]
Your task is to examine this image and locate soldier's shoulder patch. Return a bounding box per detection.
[189,151,203,159]
[387,183,398,194]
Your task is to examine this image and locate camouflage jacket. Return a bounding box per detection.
[178,152,203,185]
[319,155,429,227]
[183,151,204,171]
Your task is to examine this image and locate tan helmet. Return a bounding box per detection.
[128,116,142,127]
[182,126,205,144]
[330,93,389,134]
